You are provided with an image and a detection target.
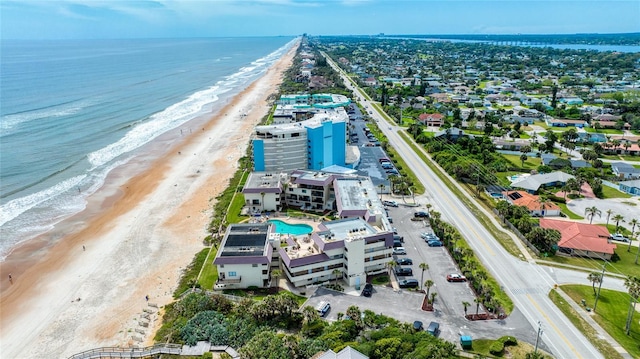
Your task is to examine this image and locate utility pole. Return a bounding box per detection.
[593,262,607,312]
[534,321,543,354]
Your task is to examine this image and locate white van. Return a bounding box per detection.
[316,301,331,317]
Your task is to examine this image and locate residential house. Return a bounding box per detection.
[493,139,532,151]
[418,113,445,127]
[540,218,616,260]
[619,179,640,196]
[511,171,575,193]
[545,118,587,128]
[611,162,640,180]
[503,191,561,217]
[434,127,466,141]
[312,346,369,359]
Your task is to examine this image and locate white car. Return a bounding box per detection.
[393,247,407,255]
[610,233,630,242]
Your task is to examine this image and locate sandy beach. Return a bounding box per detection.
[0,41,297,359]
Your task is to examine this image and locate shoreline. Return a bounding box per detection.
[0,41,298,358]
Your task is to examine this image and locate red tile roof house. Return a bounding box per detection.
[540,218,616,260]
[502,191,561,217]
[418,113,445,127]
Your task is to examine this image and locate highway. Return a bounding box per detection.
[325,54,605,359]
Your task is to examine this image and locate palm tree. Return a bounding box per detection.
[474,297,483,316]
[476,183,486,198]
[605,209,613,228]
[424,279,434,299]
[378,183,385,199]
[332,269,342,285]
[520,153,528,168]
[429,292,437,304]
[584,206,602,224]
[462,301,470,317]
[612,214,625,233]
[628,219,638,252]
[587,272,603,295]
[260,191,266,213]
[386,260,397,277]
[419,263,429,290]
[537,195,552,217]
[271,269,282,293]
[302,305,319,323]
[425,203,432,215]
[624,276,640,335]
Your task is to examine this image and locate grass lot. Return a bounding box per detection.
[548,289,624,359]
[227,193,249,223]
[197,246,219,290]
[222,288,307,305]
[534,121,549,129]
[601,185,633,199]
[465,129,485,136]
[174,248,210,298]
[547,248,640,278]
[502,154,542,170]
[556,202,584,220]
[560,285,640,358]
[602,154,640,161]
[585,127,624,135]
[519,132,531,139]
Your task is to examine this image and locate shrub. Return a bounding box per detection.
[499,335,517,346]
[489,340,505,355]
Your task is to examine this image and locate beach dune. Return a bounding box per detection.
[0,41,298,358]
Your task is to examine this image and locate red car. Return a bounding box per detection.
[446,273,467,282]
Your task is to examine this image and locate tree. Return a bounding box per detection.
[271,269,282,293]
[430,292,438,304]
[587,272,603,295]
[260,192,265,213]
[624,276,640,335]
[612,214,625,232]
[628,219,638,252]
[378,183,385,199]
[462,301,470,317]
[474,297,483,316]
[419,263,429,291]
[605,209,613,228]
[584,206,602,224]
[238,330,290,359]
[424,279,434,299]
[386,260,397,277]
[301,305,319,323]
[332,269,342,285]
[551,85,558,108]
[520,153,528,168]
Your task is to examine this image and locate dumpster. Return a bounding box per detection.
[460,335,473,349]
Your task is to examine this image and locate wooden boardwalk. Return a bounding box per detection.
[67,342,240,359]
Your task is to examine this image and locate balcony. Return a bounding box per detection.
[217,276,242,284]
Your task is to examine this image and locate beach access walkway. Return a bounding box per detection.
[67,342,239,359]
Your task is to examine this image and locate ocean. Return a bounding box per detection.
[0,37,296,260]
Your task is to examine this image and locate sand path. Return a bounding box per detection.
[0,41,298,359]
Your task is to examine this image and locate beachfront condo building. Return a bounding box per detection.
[220,173,394,290]
[252,93,349,172]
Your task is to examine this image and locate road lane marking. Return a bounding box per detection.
[527,294,582,359]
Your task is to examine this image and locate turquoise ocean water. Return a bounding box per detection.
[0,37,296,259]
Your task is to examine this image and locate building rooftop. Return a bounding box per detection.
[321,218,377,242]
[334,177,387,225]
[243,172,286,194]
[218,223,272,258]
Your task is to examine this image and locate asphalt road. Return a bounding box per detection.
[326,56,605,359]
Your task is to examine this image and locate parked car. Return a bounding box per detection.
[426,321,440,336]
[414,211,429,218]
[393,240,403,248]
[446,273,467,282]
[427,240,443,247]
[386,169,399,175]
[388,217,393,223]
[396,258,413,265]
[611,233,630,242]
[393,234,404,242]
[413,321,423,331]
[398,279,419,288]
[395,267,413,276]
[316,301,331,317]
[379,158,390,163]
[421,232,438,240]
[393,247,407,255]
[362,283,373,297]
[383,200,398,207]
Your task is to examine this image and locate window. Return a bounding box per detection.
[229,271,237,277]
[252,264,258,267]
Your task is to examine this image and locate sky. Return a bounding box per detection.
[1,0,639,40]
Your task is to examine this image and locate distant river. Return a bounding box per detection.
[389,37,640,53]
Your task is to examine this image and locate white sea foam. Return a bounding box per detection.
[0,174,86,227]
[0,101,88,137]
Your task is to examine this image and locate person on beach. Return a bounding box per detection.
[9,273,12,282]
[145,295,149,301]
[82,245,85,251]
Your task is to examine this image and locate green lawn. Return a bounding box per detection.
[519,132,531,139]
[556,202,584,220]
[227,193,249,224]
[561,285,640,359]
[198,246,219,290]
[601,185,633,199]
[502,154,542,170]
[584,127,624,135]
[548,289,624,359]
[534,121,549,129]
[545,247,640,278]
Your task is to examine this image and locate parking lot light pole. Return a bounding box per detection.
[593,262,607,312]
[534,321,543,354]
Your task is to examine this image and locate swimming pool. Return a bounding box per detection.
[268,220,313,235]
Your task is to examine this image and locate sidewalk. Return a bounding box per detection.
[554,289,633,359]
